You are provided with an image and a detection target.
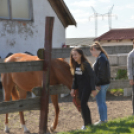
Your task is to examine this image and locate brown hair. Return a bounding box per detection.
[70,48,90,75]
[90,41,109,59]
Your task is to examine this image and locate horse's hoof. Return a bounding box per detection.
[24,130,30,134]
[50,126,54,132]
[5,129,10,133]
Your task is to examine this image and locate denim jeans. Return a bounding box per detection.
[96,84,109,121]
[132,77,134,115]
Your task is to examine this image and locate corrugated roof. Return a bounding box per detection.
[95,28,134,41]
[66,38,95,46]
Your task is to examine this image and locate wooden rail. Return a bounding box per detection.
[0,85,70,115]
[32,85,70,96]
[0,61,43,73]
[0,97,40,114]
[0,79,131,115]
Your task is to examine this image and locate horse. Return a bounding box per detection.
[1,53,73,133]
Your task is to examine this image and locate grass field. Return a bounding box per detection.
[58,116,134,134]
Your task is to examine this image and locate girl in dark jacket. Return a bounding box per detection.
[70,48,96,130]
[90,42,110,125]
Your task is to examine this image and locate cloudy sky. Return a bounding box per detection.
[64,0,134,38]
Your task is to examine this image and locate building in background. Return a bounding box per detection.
[66,37,95,48]
[0,0,76,58]
[94,28,134,46]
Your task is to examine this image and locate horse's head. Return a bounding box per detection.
[50,58,73,90]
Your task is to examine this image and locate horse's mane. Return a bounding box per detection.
[58,58,70,70]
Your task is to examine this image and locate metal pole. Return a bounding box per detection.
[108,14,111,30]
[95,14,98,37]
[39,17,54,134]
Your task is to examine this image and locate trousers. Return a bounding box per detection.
[79,88,92,126]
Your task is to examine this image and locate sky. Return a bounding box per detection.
[64,0,134,38]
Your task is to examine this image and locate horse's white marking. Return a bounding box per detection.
[5,124,10,133]
[21,124,29,133]
[61,93,69,98]
[31,92,36,98]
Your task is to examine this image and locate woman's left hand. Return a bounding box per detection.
[70,89,75,97]
[91,90,97,97]
[96,86,101,90]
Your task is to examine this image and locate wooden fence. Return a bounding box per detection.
[0,17,132,134]
[0,17,55,134]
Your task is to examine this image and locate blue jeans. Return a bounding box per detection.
[96,84,109,122]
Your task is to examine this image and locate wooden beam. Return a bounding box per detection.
[48,0,76,27]
[0,61,43,73]
[32,85,70,96]
[0,97,40,114]
[0,79,131,115]
[39,17,54,134]
[109,80,131,89]
[37,48,72,59]
[32,80,131,97]
[50,85,70,95]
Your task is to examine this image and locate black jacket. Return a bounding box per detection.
[72,62,96,91]
[93,52,110,86]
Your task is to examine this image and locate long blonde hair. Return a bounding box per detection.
[90,41,109,59]
[70,48,90,75]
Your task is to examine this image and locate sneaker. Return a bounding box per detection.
[81,126,87,130]
[94,120,107,126]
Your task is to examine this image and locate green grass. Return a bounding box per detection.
[109,88,124,95]
[58,116,134,134]
[115,69,127,80]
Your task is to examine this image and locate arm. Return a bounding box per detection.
[95,57,107,86]
[84,63,96,91]
[127,53,133,80]
[71,74,78,97]
[72,74,78,90]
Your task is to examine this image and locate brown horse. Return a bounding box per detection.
[1,53,73,133]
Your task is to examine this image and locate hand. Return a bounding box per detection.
[96,86,101,90]
[92,90,97,97]
[70,89,75,97]
[129,79,134,86]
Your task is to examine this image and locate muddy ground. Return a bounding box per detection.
[0,91,133,134]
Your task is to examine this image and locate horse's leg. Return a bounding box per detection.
[2,74,14,133]
[4,89,12,133]
[50,95,59,132]
[12,86,30,133]
[18,87,30,133]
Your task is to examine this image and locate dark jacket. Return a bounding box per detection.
[72,62,96,91]
[93,52,110,86]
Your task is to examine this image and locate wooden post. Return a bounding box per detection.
[39,17,54,134]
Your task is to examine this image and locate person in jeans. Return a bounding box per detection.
[127,40,134,115]
[90,42,110,125]
[70,48,97,130]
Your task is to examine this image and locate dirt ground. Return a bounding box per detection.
[0,92,133,134]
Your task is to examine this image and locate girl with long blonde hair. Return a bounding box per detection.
[90,42,110,125]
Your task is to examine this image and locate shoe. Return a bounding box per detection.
[94,120,107,126]
[81,126,87,130]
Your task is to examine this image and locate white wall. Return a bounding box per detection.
[0,0,65,58]
[100,39,133,46]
